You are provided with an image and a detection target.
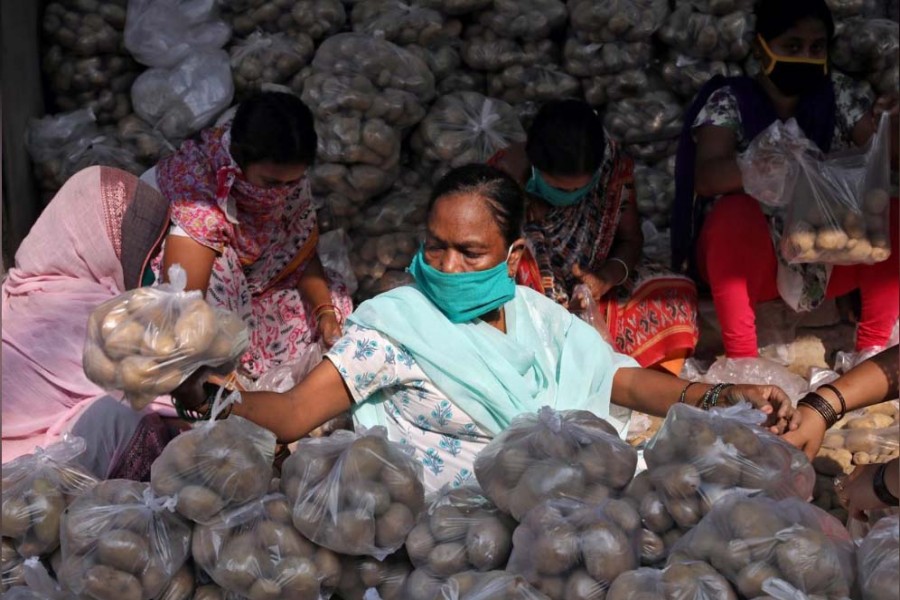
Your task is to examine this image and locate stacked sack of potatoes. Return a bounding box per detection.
[831,16,899,95]
[301,32,436,231]
[348,168,430,300]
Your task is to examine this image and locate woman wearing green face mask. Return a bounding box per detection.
[172,164,797,492]
[492,99,700,376]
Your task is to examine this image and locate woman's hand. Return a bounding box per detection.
[781,404,828,461]
[317,314,342,349]
[835,463,891,521]
[721,384,799,434]
[570,264,615,309]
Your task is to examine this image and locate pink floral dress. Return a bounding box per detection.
[153,125,353,379]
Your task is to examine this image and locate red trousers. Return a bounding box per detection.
[697,194,899,358]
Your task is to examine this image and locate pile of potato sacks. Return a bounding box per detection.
[3,399,899,600]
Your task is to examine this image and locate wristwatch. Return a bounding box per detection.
[873,462,899,506]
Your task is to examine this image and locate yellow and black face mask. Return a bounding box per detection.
[758,35,829,97]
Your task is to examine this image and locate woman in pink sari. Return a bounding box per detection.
[145,91,353,382]
[2,167,176,478]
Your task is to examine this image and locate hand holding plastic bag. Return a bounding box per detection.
[473,406,637,521]
[1,437,97,558]
[150,391,276,522]
[280,427,426,558]
[58,480,192,600]
[192,494,341,599]
[83,265,249,410]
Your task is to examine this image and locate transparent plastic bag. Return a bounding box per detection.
[352,182,430,236]
[603,91,683,144]
[661,53,744,99]
[505,498,642,599]
[437,70,487,96]
[781,113,892,265]
[737,119,806,208]
[568,0,670,43]
[820,426,899,467]
[856,514,899,600]
[1,539,25,592]
[697,356,810,404]
[668,495,856,599]
[150,392,275,522]
[583,69,656,106]
[24,108,98,164]
[154,562,195,600]
[58,480,192,600]
[473,406,638,521]
[562,39,653,77]
[573,284,615,346]
[2,557,74,599]
[437,571,549,600]
[461,25,558,72]
[478,0,568,42]
[634,165,675,228]
[643,403,816,528]
[124,0,232,68]
[318,228,360,296]
[487,64,581,105]
[831,18,899,94]
[289,0,347,40]
[607,561,736,600]
[1,437,98,558]
[116,114,176,166]
[405,485,516,578]
[230,32,314,96]
[411,92,526,171]
[351,0,450,48]
[82,265,249,410]
[336,550,413,600]
[280,427,426,558]
[191,494,341,599]
[658,5,755,61]
[621,471,684,565]
[131,50,234,142]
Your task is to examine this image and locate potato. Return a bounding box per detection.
[376,503,416,549]
[427,542,469,578]
[531,525,580,575]
[640,491,674,534]
[83,343,118,384]
[639,528,667,565]
[345,481,392,517]
[581,521,637,584]
[193,585,225,600]
[404,568,444,600]
[1,498,31,539]
[466,516,512,571]
[406,522,437,565]
[176,485,226,523]
[96,529,149,574]
[662,561,737,600]
[735,561,780,598]
[83,564,142,600]
[103,320,145,360]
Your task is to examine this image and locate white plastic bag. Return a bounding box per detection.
[124,0,231,68]
[131,50,235,142]
[1,558,74,600]
[318,228,360,296]
[856,514,899,600]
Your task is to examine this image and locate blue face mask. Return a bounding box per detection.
[408,247,516,323]
[525,167,600,207]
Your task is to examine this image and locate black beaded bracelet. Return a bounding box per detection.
[873,462,899,506]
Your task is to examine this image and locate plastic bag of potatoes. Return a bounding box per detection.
[818,424,899,472]
[58,480,192,600]
[411,91,526,173]
[230,32,314,97]
[487,64,581,106]
[124,0,231,69]
[150,392,277,523]
[603,90,683,145]
[634,163,675,227]
[568,0,669,43]
[780,114,892,265]
[1,437,97,559]
[669,495,856,599]
[505,498,642,600]
[436,571,550,600]
[583,69,656,106]
[192,494,341,600]
[1,539,25,593]
[405,485,516,584]
[478,0,568,42]
[562,39,654,78]
[857,514,899,600]
[620,470,687,566]
[337,550,413,600]
[351,0,451,48]
[832,18,899,94]
[461,25,559,72]
[658,4,755,62]
[474,407,638,522]
[1,557,74,600]
[607,561,737,600]
[281,427,426,558]
[660,53,744,99]
[82,265,249,411]
[643,403,816,528]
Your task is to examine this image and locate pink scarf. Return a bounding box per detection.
[156,124,301,265]
[1,167,174,462]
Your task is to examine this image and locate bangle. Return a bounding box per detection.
[798,393,839,428]
[679,381,701,404]
[313,303,343,323]
[817,384,847,421]
[607,258,630,286]
[710,383,733,408]
[873,462,899,506]
[699,383,731,410]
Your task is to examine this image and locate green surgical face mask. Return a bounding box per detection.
[525,167,600,207]
[408,247,516,323]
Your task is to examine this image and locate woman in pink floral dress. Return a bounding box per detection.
[145,92,352,381]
